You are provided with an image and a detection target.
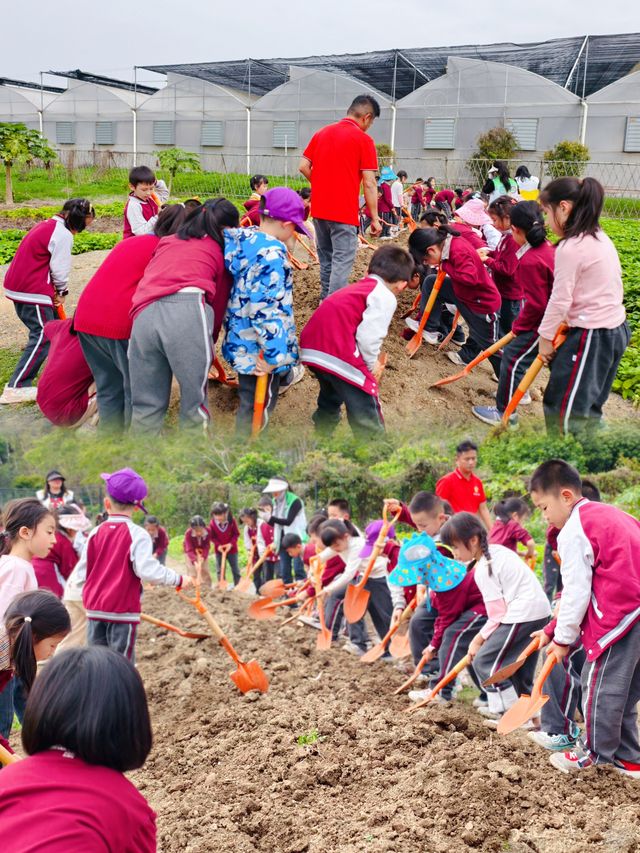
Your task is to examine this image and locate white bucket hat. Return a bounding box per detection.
[262,478,289,494]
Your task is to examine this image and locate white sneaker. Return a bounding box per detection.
[342,640,365,657]
[472,697,489,709]
[278,364,305,395]
[478,706,502,719]
[446,351,465,366]
[520,391,532,405]
[405,317,419,332]
[0,384,38,404]
[408,688,431,702]
[405,318,442,345]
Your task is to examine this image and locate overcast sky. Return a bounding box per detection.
[4,0,635,85]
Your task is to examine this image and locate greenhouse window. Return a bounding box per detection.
[423,119,455,150]
[153,121,175,146]
[273,121,298,149]
[95,121,115,145]
[56,122,75,145]
[201,121,224,147]
[624,117,640,153]
[506,119,539,151]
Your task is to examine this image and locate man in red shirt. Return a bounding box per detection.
[299,95,383,300]
[435,440,492,530]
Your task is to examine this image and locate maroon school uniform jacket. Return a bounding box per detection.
[489,519,532,553]
[410,185,425,206]
[3,217,72,307]
[74,235,159,340]
[0,750,156,853]
[32,531,77,598]
[183,529,211,563]
[129,234,231,323]
[79,515,182,623]
[300,275,397,397]
[151,526,169,558]
[512,241,555,335]
[259,522,281,563]
[434,189,455,206]
[123,194,159,239]
[378,183,394,214]
[485,232,521,300]
[208,517,240,555]
[242,196,261,226]
[442,235,501,314]
[430,569,486,651]
[36,319,93,427]
[453,222,487,250]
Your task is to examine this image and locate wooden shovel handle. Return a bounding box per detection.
[355,506,402,591]
[0,743,18,766]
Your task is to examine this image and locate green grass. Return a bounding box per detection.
[0,346,23,388]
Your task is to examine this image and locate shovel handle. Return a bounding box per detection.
[532,651,559,700]
[245,545,274,580]
[378,600,415,649]
[409,653,471,712]
[502,323,569,423]
[466,331,515,372]
[355,507,402,591]
[406,269,445,357]
[437,310,461,351]
[0,743,18,766]
[394,651,430,694]
[251,356,269,438]
[517,636,541,663]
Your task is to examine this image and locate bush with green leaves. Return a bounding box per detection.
[468,127,518,177]
[543,141,590,178]
[155,147,201,195]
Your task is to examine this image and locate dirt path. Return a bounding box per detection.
[1,247,637,436]
[132,579,640,853]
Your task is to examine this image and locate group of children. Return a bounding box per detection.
[0,452,638,849]
[0,161,630,437]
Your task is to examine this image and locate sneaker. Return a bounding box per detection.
[477,706,502,720]
[528,730,579,752]
[549,749,596,774]
[520,390,532,405]
[278,364,305,395]
[446,351,465,366]
[0,385,38,404]
[342,640,365,657]
[405,318,442,345]
[405,317,419,332]
[472,405,518,427]
[451,327,466,346]
[408,688,432,702]
[614,758,640,780]
[472,697,489,710]
[482,717,502,729]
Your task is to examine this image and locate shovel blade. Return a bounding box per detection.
[235,577,253,594]
[260,579,286,598]
[406,334,422,358]
[360,642,385,663]
[482,658,527,687]
[230,659,270,694]
[248,598,278,620]
[316,630,332,651]
[218,578,229,592]
[343,586,370,624]
[389,632,411,658]
[497,695,549,734]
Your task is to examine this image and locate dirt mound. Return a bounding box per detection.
[1,243,637,435]
[134,583,640,853]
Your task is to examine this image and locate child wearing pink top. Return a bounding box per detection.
[0,646,156,851]
[538,178,630,435]
[489,497,535,560]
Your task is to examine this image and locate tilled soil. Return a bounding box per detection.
[133,582,640,853]
[0,243,637,437]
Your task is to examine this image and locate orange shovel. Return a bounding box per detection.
[361,599,416,663]
[235,545,274,594]
[259,578,297,598]
[343,505,402,624]
[217,544,232,591]
[497,653,558,734]
[406,269,446,358]
[401,290,422,320]
[389,629,412,659]
[430,331,515,388]
[406,653,471,713]
[248,596,299,620]
[55,304,67,321]
[251,356,269,438]
[295,232,319,262]
[140,613,210,640]
[501,324,569,424]
[278,597,314,630]
[0,744,19,766]
[177,584,269,694]
[437,310,461,351]
[482,637,541,687]
[394,652,432,695]
[310,556,332,650]
[208,355,239,387]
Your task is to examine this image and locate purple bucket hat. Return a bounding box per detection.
[359,519,397,558]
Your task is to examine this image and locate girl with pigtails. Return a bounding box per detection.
[439,513,550,722]
[537,177,630,435]
[0,590,71,752]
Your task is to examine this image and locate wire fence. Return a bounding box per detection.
[9,151,640,219]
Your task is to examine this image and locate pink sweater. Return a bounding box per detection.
[0,555,37,622]
[538,231,626,340]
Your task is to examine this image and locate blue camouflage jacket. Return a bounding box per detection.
[222,228,299,375]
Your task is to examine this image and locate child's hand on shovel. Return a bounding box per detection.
[179,575,195,590]
[530,629,551,647]
[545,640,569,660]
[390,607,404,628]
[537,337,556,365]
[383,498,402,515]
[253,357,275,376]
[421,646,435,662]
[467,632,485,661]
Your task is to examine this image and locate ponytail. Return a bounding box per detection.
[510,201,547,248]
[0,499,53,556]
[59,198,94,233]
[539,177,603,240]
[479,528,494,578]
[408,224,460,265]
[4,591,70,690]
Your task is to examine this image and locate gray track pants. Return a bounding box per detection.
[314,218,358,300]
[540,642,585,735]
[129,293,213,434]
[473,617,549,698]
[78,333,131,430]
[580,619,640,765]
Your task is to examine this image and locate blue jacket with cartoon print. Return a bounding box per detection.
[222,228,299,375]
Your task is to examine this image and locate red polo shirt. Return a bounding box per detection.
[303,117,378,226]
[436,469,486,514]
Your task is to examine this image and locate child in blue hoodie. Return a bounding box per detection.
[223,188,307,435]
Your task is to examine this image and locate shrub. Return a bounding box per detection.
[375,144,395,169]
[543,141,590,178]
[468,127,518,178]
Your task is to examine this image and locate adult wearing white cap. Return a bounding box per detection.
[36,470,75,511]
[261,477,308,585]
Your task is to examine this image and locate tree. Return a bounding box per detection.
[468,126,519,183]
[543,140,590,178]
[0,123,57,203]
[155,147,201,195]
[375,143,395,169]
